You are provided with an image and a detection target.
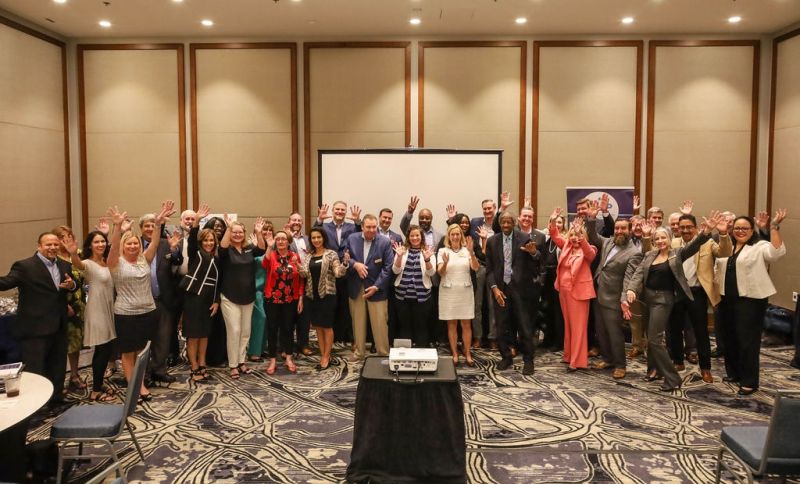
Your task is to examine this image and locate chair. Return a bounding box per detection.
[714,390,800,483]
[51,342,151,484]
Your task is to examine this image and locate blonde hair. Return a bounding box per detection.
[443,224,464,250]
[120,230,142,257]
[567,225,588,240]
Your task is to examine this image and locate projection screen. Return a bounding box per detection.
[319,149,502,236]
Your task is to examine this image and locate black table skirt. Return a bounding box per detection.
[347,357,466,483]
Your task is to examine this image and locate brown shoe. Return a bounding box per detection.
[674,363,685,372]
[627,348,643,358]
[701,370,713,383]
[686,353,699,364]
[612,368,626,379]
[588,347,600,357]
[301,347,314,357]
[489,340,499,351]
[593,361,611,370]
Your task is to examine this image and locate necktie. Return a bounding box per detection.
[503,235,512,284]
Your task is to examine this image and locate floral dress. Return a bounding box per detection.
[59,255,85,354]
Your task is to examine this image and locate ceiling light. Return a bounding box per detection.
[53,0,67,4]
[409,17,421,25]
[172,0,183,2]
[515,17,527,25]
[728,16,742,24]
[621,16,634,24]
[98,20,111,28]
[201,19,214,27]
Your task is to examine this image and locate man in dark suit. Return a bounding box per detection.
[399,196,443,247]
[139,214,182,384]
[314,201,362,344]
[344,214,395,360]
[0,232,77,402]
[587,215,643,379]
[378,208,403,244]
[485,212,545,375]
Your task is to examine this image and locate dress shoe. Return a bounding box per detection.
[489,341,499,351]
[588,347,600,357]
[593,361,611,370]
[685,353,699,364]
[710,348,722,358]
[612,368,626,380]
[522,362,534,375]
[627,348,643,358]
[722,376,739,383]
[496,358,513,371]
[737,387,757,396]
[566,366,578,373]
[790,359,800,370]
[644,371,663,382]
[674,363,685,372]
[701,370,714,383]
[660,384,680,392]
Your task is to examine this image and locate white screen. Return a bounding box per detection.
[319,150,501,236]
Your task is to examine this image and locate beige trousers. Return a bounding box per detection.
[348,293,389,359]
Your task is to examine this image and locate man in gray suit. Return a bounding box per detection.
[586,207,643,380]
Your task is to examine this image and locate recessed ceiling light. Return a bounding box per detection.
[409,17,421,25]
[728,16,742,24]
[201,19,214,27]
[515,17,527,25]
[621,16,634,24]
[53,0,67,4]
[98,20,111,28]
[172,0,183,3]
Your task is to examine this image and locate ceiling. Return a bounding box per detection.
[1,0,799,40]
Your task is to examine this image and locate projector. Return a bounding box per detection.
[388,348,439,373]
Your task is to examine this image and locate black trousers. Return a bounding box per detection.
[642,289,682,389]
[149,299,174,375]
[395,297,434,348]
[539,269,563,349]
[91,340,114,392]
[333,279,353,343]
[718,295,767,389]
[668,287,712,369]
[295,312,310,351]
[493,282,539,364]
[19,323,68,401]
[266,300,298,358]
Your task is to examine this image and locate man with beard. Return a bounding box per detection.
[585,203,643,379]
[287,212,310,255]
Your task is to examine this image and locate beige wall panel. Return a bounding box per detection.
[196,49,292,133]
[424,48,520,133]
[197,133,292,218]
[537,131,635,227]
[768,220,799,309]
[85,133,180,220]
[771,120,800,308]
[538,47,638,132]
[83,50,178,133]
[652,131,750,217]
[310,48,406,132]
[311,132,405,211]
[775,37,800,129]
[0,26,63,130]
[654,46,753,131]
[423,46,522,197]
[0,219,66,280]
[0,124,66,223]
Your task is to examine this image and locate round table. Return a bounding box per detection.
[0,372,54,481]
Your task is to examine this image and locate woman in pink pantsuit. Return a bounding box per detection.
[549,209,597,371]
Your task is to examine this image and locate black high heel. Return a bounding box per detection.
[137,392,153,404]
[188,369,209,388]
[643,371,663,382]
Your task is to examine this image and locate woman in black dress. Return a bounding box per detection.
[299,228,348,370]
[180,204,220,385]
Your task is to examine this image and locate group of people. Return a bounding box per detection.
[0,191,789,407]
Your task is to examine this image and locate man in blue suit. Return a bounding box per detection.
[314,201,361,345]
[378,208,403,244]
[344,214,394,360]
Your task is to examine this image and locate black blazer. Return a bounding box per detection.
[0,254,74,338]
[485,229,545,291]
[179,226,220,302]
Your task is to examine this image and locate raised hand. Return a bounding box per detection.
[120,218,133,233]
[700,210,721,234]
[466,236,474,253]
[446,204,457,220]
[754,211,769,231]
[168,230,182,250]
[679,200,694,215]
[714,212,729,234]
[641,220,653,237]
[773,208,788,225]
[392,241,407,258]
[477,226,489,240]
[549,206,563,221]
[500,191,514,211]
[107,206,127,226]
[599,193,609,213]
[224,213,236,227]
[317,204,330,221]
[421,246,434,261]
[254,216,265,234]
[586,200,600,220]
[195,203,210,221]
[348,205,362,222]
[633,195,641,213]
[95,217,110,235]
[571,216,585,233]
[408,196,420,214]
[61,233,78,255]
[155,200,176,225]
[440,251,450,265]
[523,196,531,209]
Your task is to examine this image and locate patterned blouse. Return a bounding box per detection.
[269,254,300,304]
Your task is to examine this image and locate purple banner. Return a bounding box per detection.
[565,187,635,220]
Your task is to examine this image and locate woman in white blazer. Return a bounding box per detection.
[714,210,787,395]
[392,225,436,348]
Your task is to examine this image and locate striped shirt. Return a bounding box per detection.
[395,249,431,302]
[111,256,156,315]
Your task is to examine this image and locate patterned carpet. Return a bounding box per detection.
[27,342,800,483]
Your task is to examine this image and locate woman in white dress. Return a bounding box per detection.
[438,224,480,366]
[63,230,117,401]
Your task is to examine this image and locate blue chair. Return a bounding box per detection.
[714,390,800,483]
[51,342,151,484]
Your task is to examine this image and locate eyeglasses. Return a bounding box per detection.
[732,227,752,232]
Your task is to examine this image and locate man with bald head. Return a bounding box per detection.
[400,196,443,248]
[0,232,77,403]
